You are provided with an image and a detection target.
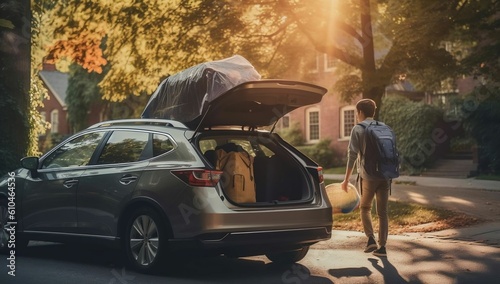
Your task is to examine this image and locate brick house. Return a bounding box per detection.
[38,63,102,151]
[275,53,480,166]
[274,53,354,164]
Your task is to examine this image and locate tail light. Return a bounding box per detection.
[172,169,223,187]
[317,166,324,183]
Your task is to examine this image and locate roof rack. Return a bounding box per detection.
[87,119,188,129]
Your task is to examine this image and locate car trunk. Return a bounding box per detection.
[190,79,327,206]
[197,131,320,206]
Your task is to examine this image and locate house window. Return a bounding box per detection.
[308,53,320,73]
[50,109,59,134]
[306,108,320,142]
[281,115,290,128]
[341,106,356,139]
[324,53,336,72]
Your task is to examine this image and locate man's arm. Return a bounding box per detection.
[341,125,361,192]
[341,167,354,192]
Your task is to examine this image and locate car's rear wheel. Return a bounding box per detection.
[266,246,310,264]
[124,207,168,273]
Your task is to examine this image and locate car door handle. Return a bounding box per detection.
[63,179,79,188]
[119,175,138,186]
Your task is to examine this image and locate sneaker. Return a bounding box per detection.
[364,237,377,253]
[373,246,387,257]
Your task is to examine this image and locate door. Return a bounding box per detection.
[77,130,151,236]
[22,132,106,233]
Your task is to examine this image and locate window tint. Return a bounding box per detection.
[152,134,175,156]
[42,132,105,169]
[97,131,149,164]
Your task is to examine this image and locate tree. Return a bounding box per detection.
[45,0,248,103]
[0,0,31,175]
[45,0,484,114]
[66,62,107,132]
[454,0,500,174]
[455,0,500,82]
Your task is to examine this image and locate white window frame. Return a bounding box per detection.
[50,109,59,134]
[340,106,356,140]
[308,53,320,73]
[306,107,320,143]
[323,53,336,72]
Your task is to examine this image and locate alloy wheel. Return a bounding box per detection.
[129,215,160,266]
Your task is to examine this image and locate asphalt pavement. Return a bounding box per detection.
[1,174,498,283]
[317,174,500,283]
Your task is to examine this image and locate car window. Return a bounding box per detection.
[97,131,149,164]
[152,134,175,156]
[42,132,105,169]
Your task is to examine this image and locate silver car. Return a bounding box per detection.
[0,80,333,273]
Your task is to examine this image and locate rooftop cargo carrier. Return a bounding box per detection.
[141,55,261,124]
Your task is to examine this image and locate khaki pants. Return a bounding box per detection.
[359,178,390,247]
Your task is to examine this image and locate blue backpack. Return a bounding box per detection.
[358,120,400,181]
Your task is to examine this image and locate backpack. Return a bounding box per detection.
[358,120,400,181]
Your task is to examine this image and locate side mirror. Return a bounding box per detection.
[21,156,39,172]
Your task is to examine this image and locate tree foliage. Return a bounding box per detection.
[45,0,249,102]
[462,86,500,174]
[66,62,106,132]
[44,0,486,115]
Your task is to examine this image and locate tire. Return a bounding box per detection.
[123,207,169,273]
[266,246,310,264]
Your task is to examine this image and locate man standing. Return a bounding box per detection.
[341,99,389,257]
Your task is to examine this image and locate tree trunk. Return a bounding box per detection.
[0,0,31,175]
[360,0,384,119]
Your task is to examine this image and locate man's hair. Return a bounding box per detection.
[356,99,377,117]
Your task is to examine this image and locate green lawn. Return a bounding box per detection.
[324,179,482,234]
[322,167,346,174]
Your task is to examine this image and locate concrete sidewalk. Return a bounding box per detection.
[324,174,500,191]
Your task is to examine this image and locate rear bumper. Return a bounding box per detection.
[168,226,331,256]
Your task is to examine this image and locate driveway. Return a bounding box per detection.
[1,175,499,283]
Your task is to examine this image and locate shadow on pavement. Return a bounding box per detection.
[328,266,372,278]
[368,257,407,284]
[17,241,334,283]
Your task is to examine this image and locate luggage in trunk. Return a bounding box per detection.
[215,146,256,203]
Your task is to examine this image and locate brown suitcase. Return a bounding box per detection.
[215,148,256,203]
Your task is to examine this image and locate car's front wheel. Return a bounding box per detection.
[123,207,168,273]
[266,246,310,264]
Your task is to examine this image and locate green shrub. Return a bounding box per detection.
[297,139,336,168]
[277,122,304,146]
[380,95,443,175]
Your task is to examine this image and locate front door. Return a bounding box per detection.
[22,132,106,233]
